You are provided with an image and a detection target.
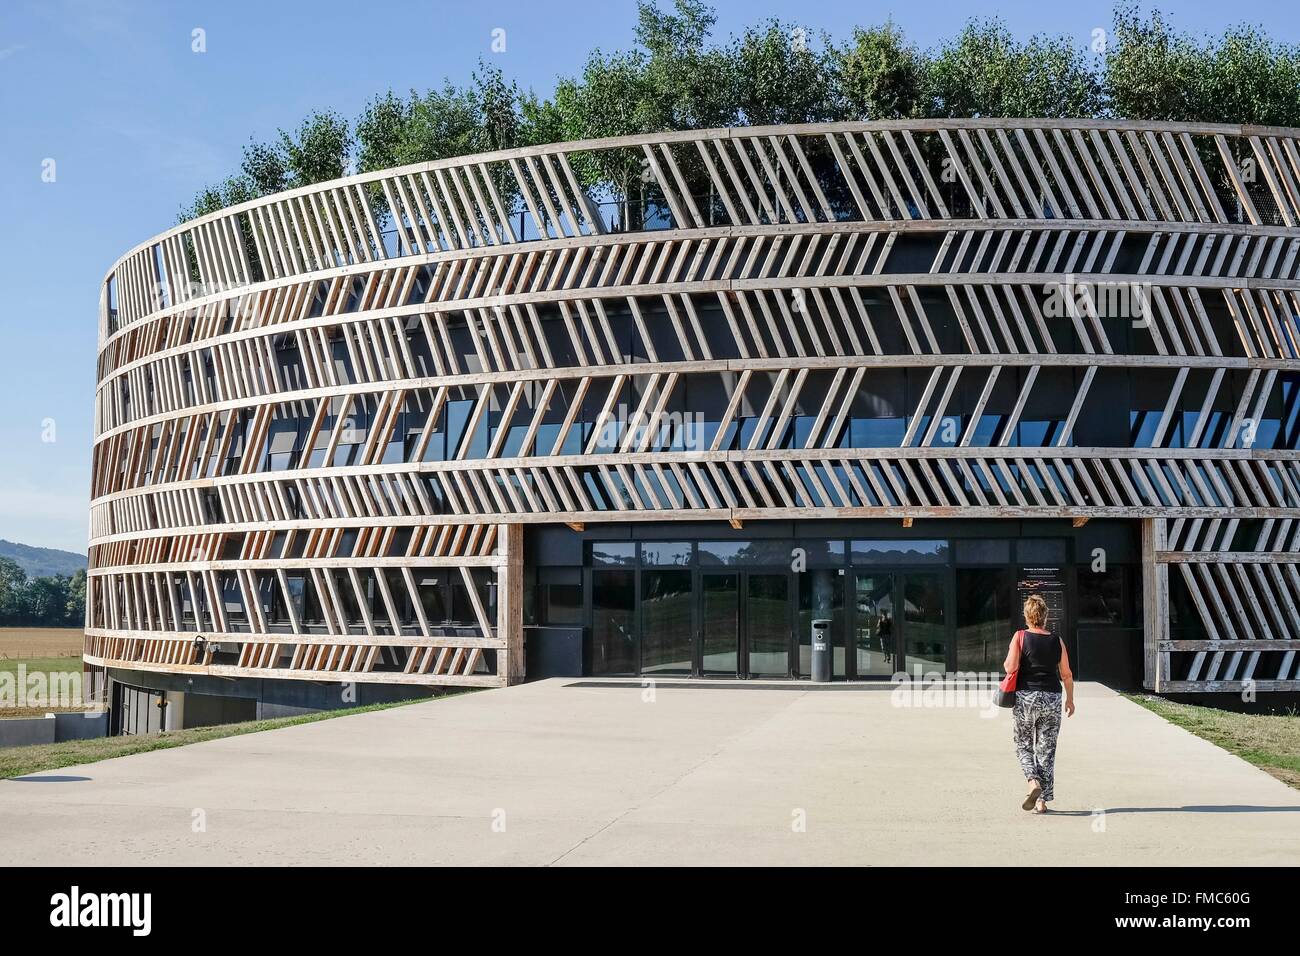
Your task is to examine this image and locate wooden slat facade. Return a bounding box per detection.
[89,120,1300,692]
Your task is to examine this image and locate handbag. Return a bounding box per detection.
[995,630,1024,708]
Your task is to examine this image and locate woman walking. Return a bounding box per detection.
[1003,594,1075,813]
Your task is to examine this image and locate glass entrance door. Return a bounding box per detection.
[746,573,791,677]
[589,570,636,674]
[641,569,693,674]
[901,571,948,676]
[699,571,792,677]
[701,572,740,675]
[853,573,897,677]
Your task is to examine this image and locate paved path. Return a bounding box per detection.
[1,680,1298,865]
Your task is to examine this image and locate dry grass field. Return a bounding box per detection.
[0,627,83,660]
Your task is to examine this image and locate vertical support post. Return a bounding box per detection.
[84,573,95,632]
[1140,517,1169,691]
[497,523,525,684]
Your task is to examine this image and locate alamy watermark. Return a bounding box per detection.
[592,403,708,450]
[0,664,83,709]
[890,670,1005,717]
[1042,273,1154,327]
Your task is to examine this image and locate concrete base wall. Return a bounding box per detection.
[0,711,109,749]
[106,668,436,727]
[54,711,110,741]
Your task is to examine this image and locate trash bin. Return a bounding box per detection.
[810,619,832,682]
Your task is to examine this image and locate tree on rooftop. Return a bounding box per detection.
[178,3,1300,224]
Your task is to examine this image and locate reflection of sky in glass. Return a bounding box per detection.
[800,540,846,566]
[698,540,795,566]
[851,540,948,565]
[640,542,693,566]
[589,542,636,566]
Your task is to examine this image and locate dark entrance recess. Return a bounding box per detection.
[617,565,795,678]
[561,525,1142,684]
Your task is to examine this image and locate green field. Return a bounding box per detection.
[0,655,91,716]
[1128,694,1300,791]
[0,656,84,676]
[0,628,89,716]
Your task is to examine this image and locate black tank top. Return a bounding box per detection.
[1018,631,1062,692]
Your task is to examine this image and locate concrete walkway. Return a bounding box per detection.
[1,680,1297,865]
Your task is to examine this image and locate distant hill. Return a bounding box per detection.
[0,540,88,578]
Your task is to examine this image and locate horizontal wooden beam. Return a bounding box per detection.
[1153,680,1300,693]
[1159,640,1299,651]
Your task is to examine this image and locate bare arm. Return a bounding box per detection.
[1002,633,1021,674]
[1059,639,1075,716]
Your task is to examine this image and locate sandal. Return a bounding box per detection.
[1022,782,1042,811]
[1032,799,1048,814]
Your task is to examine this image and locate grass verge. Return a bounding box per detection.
[0,694,460,780]
[1126,694,1300,790]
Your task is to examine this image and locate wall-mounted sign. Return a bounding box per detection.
[1017,566,1066,634]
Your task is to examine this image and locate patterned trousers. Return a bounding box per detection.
[1012,690,1063,801]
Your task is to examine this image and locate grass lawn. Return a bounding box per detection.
[1128,694,1300,790]
[0,655,84,676]
[0,695,454,780]
[0,627,85,717]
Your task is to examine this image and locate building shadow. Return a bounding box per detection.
[1049,805,1300,816]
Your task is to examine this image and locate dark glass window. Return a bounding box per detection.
[799,539,846,567]
[953,539,1011,564]
[416,574,448,624]
[956,567,1013,673]
[1016,539,1066,564]
[846,417,907,447]
[589,571,636,674]
[851,539,948,565]
[698,540,793,566]
[902,572,947,675]
[640,541,693,566]
[590,542,636,566]
[1078,565,1137,627]
[641,570,693,674]
[543,584,583,626]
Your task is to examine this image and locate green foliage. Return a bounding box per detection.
[1106,4,1300,127]
[65,569,87,624]
[178,110,350,222]
[279,110,352,186]
[1104,6,1206,122]
[355,64,524,173]
[731,19,841,126]
[836,23,930,120]
[928,19,1103,118]
[633,0,737,130]
[180,2,1300,222]
[0,558,85,628]
[0,557,25,617]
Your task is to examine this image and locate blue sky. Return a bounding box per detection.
[1,0,1297,554]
